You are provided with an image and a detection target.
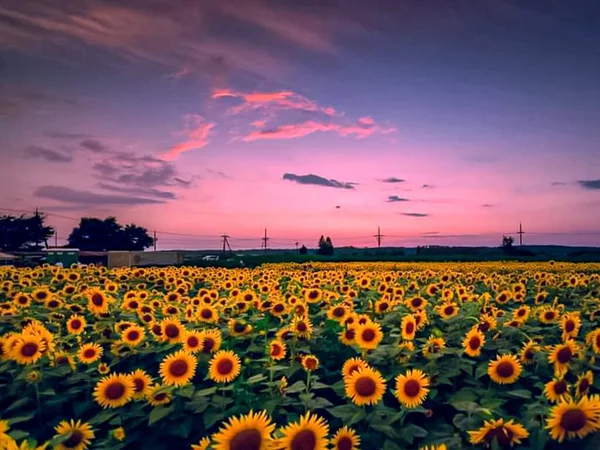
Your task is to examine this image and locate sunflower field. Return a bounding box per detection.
[1,262,600,450]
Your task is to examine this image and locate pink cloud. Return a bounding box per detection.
[163,115,215,160]
[251,120,267,128]
[165,66,192,79]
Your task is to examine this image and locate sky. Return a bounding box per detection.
[0,0,599,250]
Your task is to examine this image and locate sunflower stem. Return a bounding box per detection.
[306,370,311,394]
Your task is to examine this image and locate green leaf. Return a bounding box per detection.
[370,423,399,439]
[8,414,35,425]
[9,430,29,441]
[347,409,367,426]
[382,439,403,450]
[285,380,307,394]
[246,374,267,384]
[203,410,226,430]
[506,389,532,399]
[309,381,330,390]
[148,405,175,425]
[195,387,218,397]
[4,398,30,413]
[178,384,195,399]
[329,405,360,420]
[48,432,73,447]
[89,409,117,426]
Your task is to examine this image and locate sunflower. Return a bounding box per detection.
[31,287,51,303]
[291,316,313,339]
[394,369,430,408]
[278,412,329,450]
[53,419,95,450]
[147,385,172,406]
[229,319,253,337]
[436,301,459,320]
[354,321,383,350]
[477,314,497,332]
[11,334,46,365]
[191,437,211,450]
[180,330,203,353]
[548,340,579,372]
[576,371,594,398]
[130,369,153,399]
[561,313,581,340]
[12,292,31,309]
[519,341,538,365]
[339,327,356,346]
[121,325,145,347]
[422,336,446,358]
[93,373,134,408]
[419,445,447,450]
[344,367,386,406]
[587,329,600,353]
[488,354,522,384]
[512,305,531,322]
[544,378,571,403]
[401,315,417,341]
[211,410,275,450]
[87,289,109,314]
[539,307,560,324]
[196,305,219,323]
[270,301,288,318]
[546,396,600,442]
[113,427,126,442]
[330,426,360,450]
[160,318,185,344]
[468,418,529,447]
[198,329,222,354]
[301,354,319,372]
[462,328,485,357]
[160,350,197,386]
[327,304,349,322]
[269,339,287,361]
[78,343,103,364]
[342,357,369,378]
[209,350,241,383]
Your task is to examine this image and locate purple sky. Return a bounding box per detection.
[1,0,599,249]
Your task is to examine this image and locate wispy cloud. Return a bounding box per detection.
[387,195,409,202]
[34,185,166,206]
[422,184,434,189]
[382,177,405,183]
[482,203,495,208]
[24,146,73,163]
[577,179,600,190]
[80,138,108,153]
[401,212,429,217]
[44,131,89,140]
[163,115,215,160]
[282,173,356,189]
[551,181,567,186]
[96,183,176,200]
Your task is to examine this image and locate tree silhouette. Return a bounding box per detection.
[501,236,514,253]
[299,245,308,255]
[0,212,54,251]
[68,217,153,251]
[317,235,334,255]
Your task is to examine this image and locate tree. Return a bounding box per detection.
[317,235,334,255]
[0,211,54,251]
[501,236,514,254]
[68,217,153,251]
[299,245,308,255]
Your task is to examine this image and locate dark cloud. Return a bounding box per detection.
[422,231,439,235]
[44,131,89,140]
[401,212,429,217]
[382,177,405,183]
[34,185,166,206]
[24,146,73,163]
[206,169,232,179]
[421,184,434,189]
[174,177,193,186]
[577,180,600,190]
[93,153,183,189]
[551,181,567,186]
[97,183,176,200]
[0,85,76,118]
[482,203,495,208]
[387,195,409,202]
[282,173,356,189]
[80,138,107,153]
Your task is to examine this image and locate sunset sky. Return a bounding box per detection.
[1,0,599,249]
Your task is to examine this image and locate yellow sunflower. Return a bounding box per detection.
[419,445,447,450]
[199,329,222,354]
[344,367,386,406]
[181,330,203,354]
[342,357,369,378]
[488,354,522,384]
[291,316,313,339]
[422,336,446,359]
[560,313,581,340]
[160,318,185,344]
[211,410,275,450]
[78,343,103,364]
[130,369,153,399]
[339,327,357,346]
[209,350,241,383]
[394,369,430,408]
[159,350,197,386]
[86,289,109,314]
[519,341,538,365]
[278,412,329,450]
[354,321,383,350]
[53,419,95,450]
[548,340,579,372]
[196,305,219,323]
[93,373,134,408]
[544,378,571,403]
[546,396,600,442]
[146,385,172,406]
[462,328,485,357]
[11,334,46,365]
[121,325,145,347]
[269,339,287,361]
[468,418,529,447]
[330,426,360,450]
[191,437,211,450]
[576,371,594,398]
[436,301,459,320]
[327,304,349,322]
[66,315,86,335]
[401,315,417,341]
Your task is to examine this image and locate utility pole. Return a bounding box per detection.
[261,228,270,253]
[517,222,525,246]
[373,226,385,248]
[54,230,58,248]
[153,231,157,252]
[295,242,299,252]
[221,234,232,253]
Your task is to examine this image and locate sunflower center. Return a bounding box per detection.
[187,336,200,347]
[361,329,375,342]
[164,324,180,338]
[63,430,84,448]
[234,323,246,333]
[579,379,590,392]
[404,379,421,397]
[154,393,167,401]
[479,322,491,332]
[523,349,534,360]
[91,294,104,306]
[271,346,282,357]
[309,291,319,299]
[412,298,422,307]
[469,337,481,350]
[105,382,126,400]
[556,347,572,364]
[133,378,145,392]
[565,320,575,333]
[230,429,262,450]
[291,429,317,450]
[169,360,189,377]
[127,331,140,341]
[554,380,567,394]
[333,307,345,317]
[444,306,454,315]
[484,426,514,446]
[405,322,415,335]
[71,320,82,330]
[517,309,525,317]
[496,361,515,378]
[545,312,555,320]
[48,300,59,308]
[203,338,215,352]
[560,409,587,432]
[337,436,353,450]
[297,323,308,332]
[217,359,234,375]
[83,349,96,358]
[201,309,212,319]
[20,343,39,357]
[595,335,600,348]
[274,304,284,312]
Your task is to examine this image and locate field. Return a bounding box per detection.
[1,262,600,450]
